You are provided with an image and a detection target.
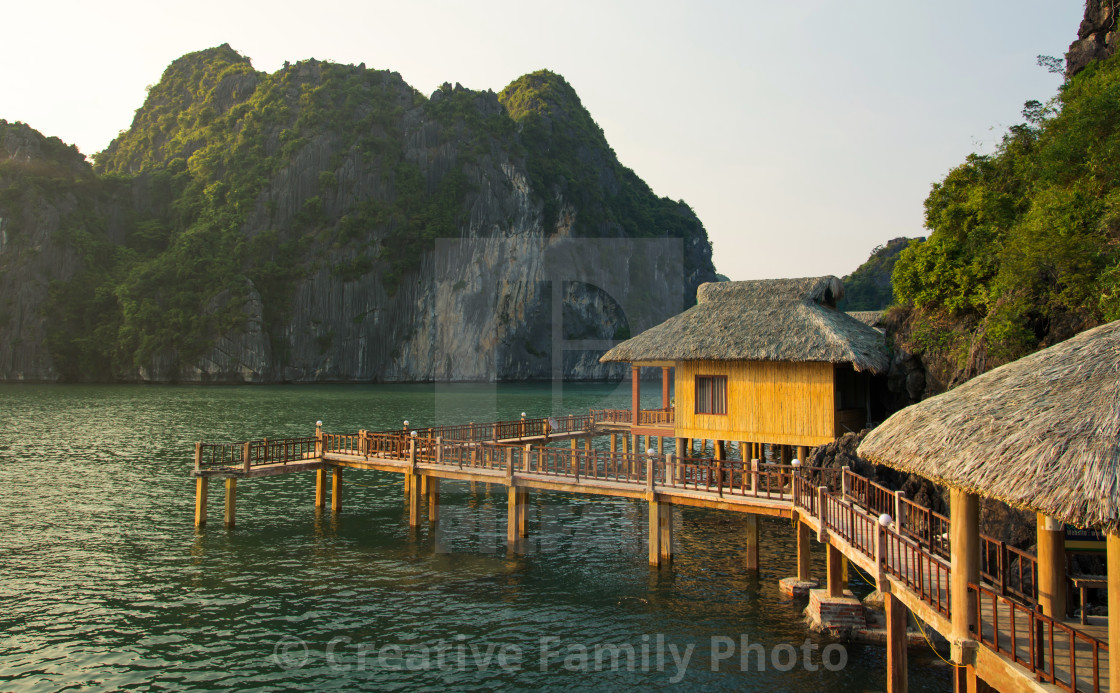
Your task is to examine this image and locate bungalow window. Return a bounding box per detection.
[695,375,727,414]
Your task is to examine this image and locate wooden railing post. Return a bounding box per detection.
[895,491,906,534]
[715,460,723,497]
[242,441,251,474]
[841,465,850,500]
[876,521,888,590]
[506,447,514,485]
[194,442,202,474]
[262,438,269,464]
[817,485,828,526]
[315,420,323,458]
[664,453,673,487]
[750,459,760,496]
[646,454,655,494]
[525,444,532,473]
[359,429,367,457]
[435,436,442,465]
[999,541,1008,597]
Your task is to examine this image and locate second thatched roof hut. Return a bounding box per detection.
[600,276,890,451]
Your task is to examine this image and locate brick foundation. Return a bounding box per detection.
[778,577,820,598]
[807,589,867,633]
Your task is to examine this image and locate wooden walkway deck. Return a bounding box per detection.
[192,414,1109,693]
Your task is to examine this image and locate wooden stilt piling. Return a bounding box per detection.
[224,478,236,529]
[194,477,208,527]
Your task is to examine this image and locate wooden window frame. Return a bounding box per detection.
[694,375,728,415]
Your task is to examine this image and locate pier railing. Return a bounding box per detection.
[195,437,319,471]
[193,417,1106,692]
[972,582,1107,693]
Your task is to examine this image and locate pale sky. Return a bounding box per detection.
[4,1,1082,280]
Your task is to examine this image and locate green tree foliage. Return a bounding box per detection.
[893,51,1120,374]
[839,237,916,311]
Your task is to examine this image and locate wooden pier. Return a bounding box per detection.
[193,412,1110,693]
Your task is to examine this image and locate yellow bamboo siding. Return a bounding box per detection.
[674,360,835,447]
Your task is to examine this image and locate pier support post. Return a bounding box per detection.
[827,543,845,597]
[428,477,440,524]
[661,366,671,409]
[331,467,342,513]
[1108,532,1120,692]
[797,520,812,582]
[631,365,641,430]
[610,434,617,454]
[743,514,759,570]
[648,499,673,566]
[408,474,421,527]
[949,488,979,660]
[224,478,236,529]
[404,473,411,498]
[886,590,909,693]
[796,445,808,464]
[1036,513,1066,618]
[408,439,420,528]
[194,477,208,527]
[507,486,527,546]
[315,469,326,509]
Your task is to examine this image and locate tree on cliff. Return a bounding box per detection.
[890,49,1120,387]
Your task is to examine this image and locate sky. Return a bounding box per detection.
[4,1,1084,280]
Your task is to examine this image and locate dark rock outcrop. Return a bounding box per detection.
[1067,0,1120,77]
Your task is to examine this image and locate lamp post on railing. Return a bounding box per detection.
[315,420,323,458]
[647,447,656,485]
[876,512,893,590]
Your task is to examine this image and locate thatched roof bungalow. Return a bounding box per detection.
[858,319,1120,532]
[600,276,890,452]
[859,319,1120,636]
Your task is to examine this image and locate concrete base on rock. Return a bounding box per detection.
[806,589,866,635]
[778,577,820,598]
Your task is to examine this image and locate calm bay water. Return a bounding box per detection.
[0,383,952,691]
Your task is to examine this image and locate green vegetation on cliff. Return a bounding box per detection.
[2,48,715,381]
[891,51,1120,383]
[839,237,914,311]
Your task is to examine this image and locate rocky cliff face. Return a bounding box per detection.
[0,47,715,382]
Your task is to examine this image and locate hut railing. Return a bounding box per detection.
[636,408,675,426]
[590,409,632,424]
[971,583,1107,693]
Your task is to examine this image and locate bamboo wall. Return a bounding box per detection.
[674,360,836,447]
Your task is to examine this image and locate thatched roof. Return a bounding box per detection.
[858,320,1120,531]
[847,311,884,330]
[600,276,890,373]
